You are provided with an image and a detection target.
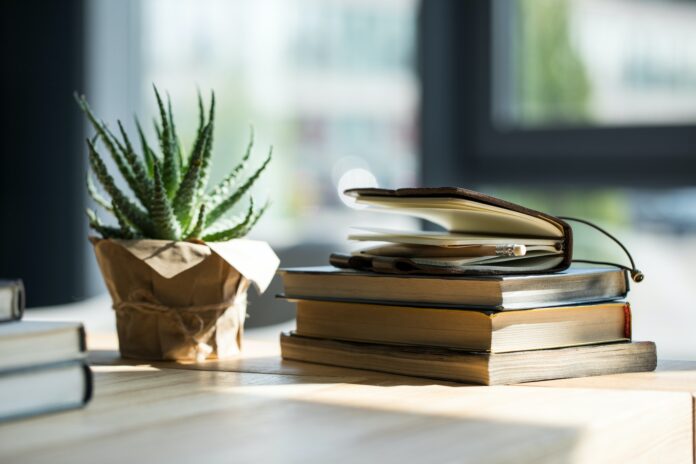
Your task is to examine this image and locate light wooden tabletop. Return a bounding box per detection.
[0,326,695,464]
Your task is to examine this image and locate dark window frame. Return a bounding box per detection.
[419,0,696,188]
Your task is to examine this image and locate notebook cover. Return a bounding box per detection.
[339,187,573,276]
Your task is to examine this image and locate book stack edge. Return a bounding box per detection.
[0,280,92,422]
[277,188,656,385]
[278,267,656,385]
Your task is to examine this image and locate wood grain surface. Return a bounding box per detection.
[0,330,692,463]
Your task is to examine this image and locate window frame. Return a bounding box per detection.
[419,0,696,188]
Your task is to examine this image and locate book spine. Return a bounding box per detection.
[0,279,24,322]
[82,363,94,405]
[78,324,88,353]
[623,303,632,339]
[0,361,93,423]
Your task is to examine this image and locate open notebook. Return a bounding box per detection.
[331,187,573,275]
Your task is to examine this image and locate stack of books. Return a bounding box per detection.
[278,188,656,385]
[0,280,92,421]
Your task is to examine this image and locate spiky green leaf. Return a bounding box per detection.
[151,163,181,240]
[186,204,207,240]
[117,120,152,206]
[86,208,128,239]
[202,201,254,242]
[206,126,254,206]
[167,94,186,171]
[86,174,113,213]
[87,138,153,236]
[135,117,157,178]
[196,91,216,195]
[153,85,180,197]
[75,94,141,204]
[189,90,208,177]
[197,88,205,131]
[112,204,138,239]
[204,146,272,228]
[239,199,269,237]
[173,122,211,228]
[153,118,162,142]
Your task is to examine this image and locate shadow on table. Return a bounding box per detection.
[88,349,468,387]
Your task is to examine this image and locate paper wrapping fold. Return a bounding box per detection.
[91,238,279,361]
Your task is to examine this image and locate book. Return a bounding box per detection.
[0,360,92,422]
[280,333,657,386]
[279,265,628,310]
[336,187,573,274]
[293,299,631,353]
[0,279,24,322]
[0,321,86,371]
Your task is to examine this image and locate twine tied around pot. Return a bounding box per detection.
[113,286,246,362]
[91,238,278,361]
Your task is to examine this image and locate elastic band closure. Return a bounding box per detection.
[558,216,644,283]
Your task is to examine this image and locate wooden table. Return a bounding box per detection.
[0,329,694,464]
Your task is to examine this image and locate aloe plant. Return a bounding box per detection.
[76,86,271,242]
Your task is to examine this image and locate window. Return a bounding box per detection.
[420,0,696,186]
[139,0,420,247]
[82,0,696,346]
[495,0,696,128]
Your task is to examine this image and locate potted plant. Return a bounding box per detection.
[76,87,279,362]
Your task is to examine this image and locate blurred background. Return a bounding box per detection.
[1,0,696,358]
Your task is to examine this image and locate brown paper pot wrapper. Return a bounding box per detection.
[91,238,279,361]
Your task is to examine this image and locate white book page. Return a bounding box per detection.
[349,227,561,247]
[355,196,564,238]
